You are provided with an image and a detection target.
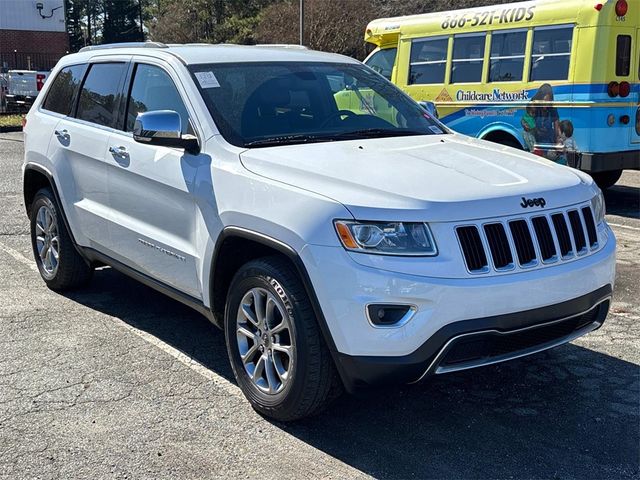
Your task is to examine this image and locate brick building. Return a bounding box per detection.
[0,0,68,71]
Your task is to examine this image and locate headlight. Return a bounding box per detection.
[591,189,606,224]
[334,221,438,256]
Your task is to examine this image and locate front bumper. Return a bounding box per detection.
[301,225,616,391]
[334,287,610,390]
[580,150,640,172]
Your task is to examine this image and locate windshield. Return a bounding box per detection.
[190,61,447,148]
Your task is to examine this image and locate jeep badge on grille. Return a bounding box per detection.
[520,197,547,208]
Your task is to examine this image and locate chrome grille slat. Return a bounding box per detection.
[456,204,600,275]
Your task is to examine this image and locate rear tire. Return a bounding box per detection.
[591,170,622,190]
[29,188,93,291]
[224,256,341,421]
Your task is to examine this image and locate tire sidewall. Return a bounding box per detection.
[30,191,60,282]
[225,264,308,412]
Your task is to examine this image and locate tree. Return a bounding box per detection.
[256,0,519,59]
[102,0,143,44]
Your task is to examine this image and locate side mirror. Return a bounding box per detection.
[133,110,200,154]
[418,101,439,119]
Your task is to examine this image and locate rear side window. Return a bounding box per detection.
[76,63,127,128]
[616,35,631,77]
[409,37,448,85]
[530,25,573,81]
[42,64,86,115]
[489,30,526,82]
[451,33,485,83]
[365,48,397,81]
[125,64,191,134]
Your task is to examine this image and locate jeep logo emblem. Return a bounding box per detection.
[520,197,546,208]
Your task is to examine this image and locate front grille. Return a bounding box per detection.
[509,220,536,266]
[456,204,599,274]
[440,300,607,368]
[457,226,488,272]
[582,207,598,247]
[531,216,556,261]
[483,223,513,269]
[568,210,587,253]
[552,213,573,257]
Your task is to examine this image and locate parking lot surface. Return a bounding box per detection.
[0,131,638,479]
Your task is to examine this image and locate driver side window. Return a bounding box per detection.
[126,64,191,134]
[364,48,397,80]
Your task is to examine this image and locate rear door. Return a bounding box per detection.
[104,60,201,297]
[47,59,129,249]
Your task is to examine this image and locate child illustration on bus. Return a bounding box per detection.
[558,119,578,167]
[521,104,537,152]
[531,83,560,150]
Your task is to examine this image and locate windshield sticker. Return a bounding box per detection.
[194,71,220,89]
[429,125,444,134]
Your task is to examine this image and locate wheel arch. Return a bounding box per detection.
[209,227,339,354]
[479,123,524,149]
[23,163,56,217]
[23,163,82,252]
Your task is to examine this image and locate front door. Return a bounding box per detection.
[104,62,201,297]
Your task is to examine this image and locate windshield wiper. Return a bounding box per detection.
[327,128,427,140]
[243,134,326,148]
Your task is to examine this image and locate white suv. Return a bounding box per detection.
[23,43,616,421]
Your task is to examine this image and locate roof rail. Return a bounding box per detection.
[254,44,309,50]
[78,42,168,53]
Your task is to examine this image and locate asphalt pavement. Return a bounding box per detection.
[0,132,638,479]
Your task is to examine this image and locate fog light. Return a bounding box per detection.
[620,115,630,125]
[607,114,616,126]
[367,304,415,327]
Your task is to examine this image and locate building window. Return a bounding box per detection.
[450,33,486,84]
[489,29,527,82]
[408,37,448,85]
[530,25,574,81]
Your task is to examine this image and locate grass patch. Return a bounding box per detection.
[0,114,23,129]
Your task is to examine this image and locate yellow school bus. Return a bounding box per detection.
[363,0,639,188]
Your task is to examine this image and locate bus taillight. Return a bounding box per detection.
[608,81,620,97]
[615,0,628,17]
[619,81,630,98]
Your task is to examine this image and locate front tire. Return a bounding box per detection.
[29,188,93,290]
[224,256,341,421]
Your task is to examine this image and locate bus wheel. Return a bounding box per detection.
[482,132,522,150]
[591,170,622,190]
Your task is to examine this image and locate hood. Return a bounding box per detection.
[239,134,596,222]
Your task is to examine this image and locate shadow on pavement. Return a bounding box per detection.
[64,267,639,479]
[604,183,639,219]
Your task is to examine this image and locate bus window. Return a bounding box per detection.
[408,37,448,85]
[616,35,631,77]
[530,25,574,81]
[365,48,397,81]
[451,33,485,83]
[489,29,527,82]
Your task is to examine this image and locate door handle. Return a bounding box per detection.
[54,129,69,140]
[108,145,129,158]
